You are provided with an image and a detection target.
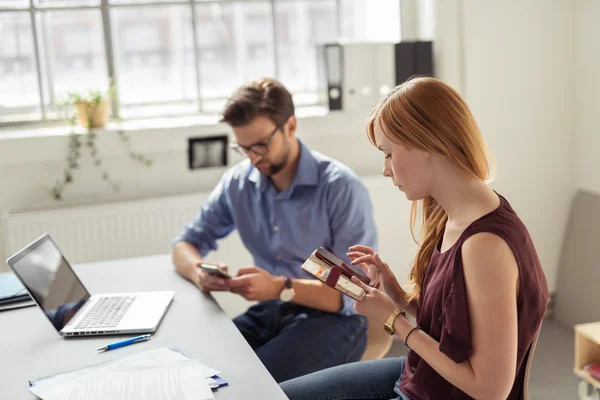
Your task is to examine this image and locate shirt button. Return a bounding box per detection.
[273,225,279,232]
[276,255,282,261]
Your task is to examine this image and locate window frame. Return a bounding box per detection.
[0,0,401,128]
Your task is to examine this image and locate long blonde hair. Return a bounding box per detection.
[367,77,493,303]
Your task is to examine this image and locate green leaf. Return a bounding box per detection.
[50,186,63,201]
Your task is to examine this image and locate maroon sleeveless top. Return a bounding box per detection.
[398,193,550,400]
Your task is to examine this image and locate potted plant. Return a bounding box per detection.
[50,85,152,200]
[71,88,111,129]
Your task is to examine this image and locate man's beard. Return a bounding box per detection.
[264,159,287,176]
[259,139,291,176]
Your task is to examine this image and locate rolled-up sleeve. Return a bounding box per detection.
[327,175,378,314]
[171,174,235,257]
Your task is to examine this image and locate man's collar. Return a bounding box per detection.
[247,138,319,192]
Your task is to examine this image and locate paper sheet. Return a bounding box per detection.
[49,363,213,400]
[29,348,221,400]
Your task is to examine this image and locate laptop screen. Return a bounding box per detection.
[7,235,90,332]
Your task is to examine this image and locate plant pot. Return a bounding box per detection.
[75,99,110,129]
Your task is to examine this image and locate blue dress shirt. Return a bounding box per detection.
[173,139,378,315]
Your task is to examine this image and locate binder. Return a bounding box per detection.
[324,44,343,111]
[395,41,434,85]
[319,41,434,111]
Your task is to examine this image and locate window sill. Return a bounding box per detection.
[0,106,370,166]
[0,106,329,140]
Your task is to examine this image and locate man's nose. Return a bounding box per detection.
[248,152,263,165]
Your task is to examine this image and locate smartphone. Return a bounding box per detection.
[314,247,371,285]
[199,263,231,279]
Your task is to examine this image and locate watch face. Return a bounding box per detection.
[383,324,394,335]
[280,288,295,302]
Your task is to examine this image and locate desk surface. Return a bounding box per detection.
[0,254,288,400]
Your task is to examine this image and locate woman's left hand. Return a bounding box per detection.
[351,276,400,325]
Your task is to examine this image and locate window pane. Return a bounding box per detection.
[35,0,100,7]
[37,10,108,113]
[196,1,275,109]
[0,12,41,122]
[112,5,197,118]
[274,0,336,104]
[340,0,401,42]
[110,0,183,4]
[0,1,28,9]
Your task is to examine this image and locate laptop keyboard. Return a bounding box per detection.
[75,296,134,330]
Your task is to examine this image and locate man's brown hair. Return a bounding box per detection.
[220,78,295,127]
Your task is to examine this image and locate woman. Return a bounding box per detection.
[280,77,550,400]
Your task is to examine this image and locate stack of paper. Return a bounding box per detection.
[28,347,227,400]
[0,272,34,311]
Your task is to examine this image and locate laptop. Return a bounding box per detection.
[6,233,174,337]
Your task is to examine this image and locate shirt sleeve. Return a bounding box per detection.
[327,174,379,314]
[171,173,235,257]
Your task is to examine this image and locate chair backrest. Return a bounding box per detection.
[522,322,543,400]
[361,318,394,361]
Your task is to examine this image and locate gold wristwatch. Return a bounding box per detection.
[383,308,405,335]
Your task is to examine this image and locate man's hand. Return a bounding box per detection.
[229,266,285,301]
[192,261,231,293]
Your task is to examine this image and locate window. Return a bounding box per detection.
[0,0,401,125]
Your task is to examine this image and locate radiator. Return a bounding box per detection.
[2,177,411,281]
[3,193,213,265]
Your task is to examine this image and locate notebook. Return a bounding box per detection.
[0,272,34,311]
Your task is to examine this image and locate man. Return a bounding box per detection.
[172,78,377,383]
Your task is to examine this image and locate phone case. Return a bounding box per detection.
[301,253,366,301]
[315,247,371,285]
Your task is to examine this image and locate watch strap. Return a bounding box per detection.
[384,308,405,335]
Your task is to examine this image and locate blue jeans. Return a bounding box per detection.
[233,300,367,383]
[280,357,410,400]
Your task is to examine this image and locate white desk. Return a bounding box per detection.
[0,254,288,399]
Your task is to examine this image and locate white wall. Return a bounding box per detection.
[0,111,385,266]
[0,0,575,302]
[457,0,575,293]
[575,0,600,195]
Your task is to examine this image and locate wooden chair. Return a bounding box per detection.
[522,322,543,400]
[361,318,394,361]
[359,318,542,398]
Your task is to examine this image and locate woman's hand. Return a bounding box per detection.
[347,245,408,305]
[351,276,399,325]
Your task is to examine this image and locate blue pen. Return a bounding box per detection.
[96,334,151,352]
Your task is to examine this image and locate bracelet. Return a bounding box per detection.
[404,326,421,348]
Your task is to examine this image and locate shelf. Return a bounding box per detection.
[574,368,600,390]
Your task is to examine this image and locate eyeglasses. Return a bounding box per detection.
[229,125,282,157]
